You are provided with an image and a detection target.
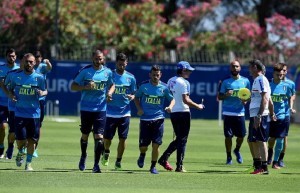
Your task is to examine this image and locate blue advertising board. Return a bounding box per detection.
[0,58,298,119]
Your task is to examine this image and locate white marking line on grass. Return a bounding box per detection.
[50,118,77,123]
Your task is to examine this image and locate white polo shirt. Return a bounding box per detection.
[249,74,271,117]
[167,76,190,112]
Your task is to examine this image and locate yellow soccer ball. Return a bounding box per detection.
[238,88,251,100]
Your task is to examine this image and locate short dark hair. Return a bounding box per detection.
[116,53,127,61]
[249,59,264,71]
[5,48,15,56]
[34,51,42,58]
[92,50,103,56]
[150,64,161,72]
[273,63,284,72]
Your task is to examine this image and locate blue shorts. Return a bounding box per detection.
[14,117,40,141]
[8,111,15,133]
[139,119,164,147]
[223,115,246,138]
[0,105,8,124]
[80,111,106,135]
[269,117,289,138]
[248,116,269,142]
[104,116,130,140]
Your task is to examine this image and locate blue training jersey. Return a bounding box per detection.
[0,63,19,106]
[107,70,137,117]
[34,62,51,101]
[270,80,292,120]
[283,77,296,117]
[135,80,173,120]
[73,65,114,112]
[218,75,251,116]
[10,71,45,118]
[4,69,22,111]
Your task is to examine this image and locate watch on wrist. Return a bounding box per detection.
[256,114,262,119]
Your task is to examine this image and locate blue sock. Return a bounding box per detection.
[26,154,33,163]
[274,138,284,162]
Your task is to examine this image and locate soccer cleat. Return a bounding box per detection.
[101,153,109,166]
[115,161,122,170]
[272,163,280,169]
[150,167,159,174]
[262,170,269,175]
[158,160,173,171]
[33,149,38,158]
[267,159,272,165]
[16,152,24,167]
[78,155,87,171]
[233,149,243,164]
[250,168,264,175]
[25,163,33,171]
[278,160,285,167]
[226,157,232,165]
[0,147,4,159]
[92,164,101,173]
[5,146,14,159]
[137,156,145,168]
[175,166,187,173]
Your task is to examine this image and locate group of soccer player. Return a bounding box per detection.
[1,48,295,175]
[218,59,296,175]
[0,48,52,171]
[72,50,204,174]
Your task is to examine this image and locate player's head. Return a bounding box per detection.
[34,51,43,65]
[149,64,162,85]
[24,53,36,73]
[92,50,105,67]
[248,59,265,77]
[116,53,128,73]
[273,62,284,81]
[177,61,194,78]
[230,60,241,77]
[280,62,288,77]
[5,48,17,65]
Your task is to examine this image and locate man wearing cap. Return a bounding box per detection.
[158,61,205,172]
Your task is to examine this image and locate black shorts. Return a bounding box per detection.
[80,111,106,135]
[139,119,164,146]
[223,115,246,138]
[248,116,269,142]
[104,116,130,140]
[14,117,40,141]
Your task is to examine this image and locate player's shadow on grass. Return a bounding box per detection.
[0,168,18,171]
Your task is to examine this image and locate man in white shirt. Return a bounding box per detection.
[248,59,272,175]
[158,61,204,172]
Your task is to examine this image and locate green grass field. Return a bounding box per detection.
[0,117,299,193]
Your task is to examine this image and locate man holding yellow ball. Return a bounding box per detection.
[217,60,251,165]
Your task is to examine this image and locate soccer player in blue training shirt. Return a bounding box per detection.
[102,53,136,170]
[267,63,293,169]
[32,51,52,157]
[267,62,296,168]
[2,54,26,159]
[158,61,204,172]
[71,50,115,173]
[217,60,251,165]
[7,53,46,171]
[0,48,19,159]
[134,65,174,174]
